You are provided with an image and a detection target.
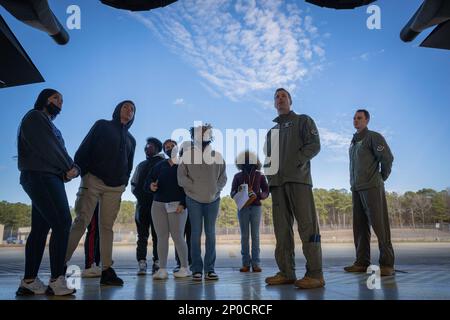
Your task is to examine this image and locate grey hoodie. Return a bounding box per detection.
[177,143,227,203]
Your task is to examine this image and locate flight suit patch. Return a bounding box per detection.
[311,128,318,136]
[282,122,293,129]
[377,145,385,152]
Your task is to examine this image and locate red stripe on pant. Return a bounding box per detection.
[87,214,97,267]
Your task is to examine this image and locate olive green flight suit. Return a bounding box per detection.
[264,111,323,280]
[349,127,395,268]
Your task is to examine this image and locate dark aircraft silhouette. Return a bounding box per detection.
[305,0,376,10]
[0,0,179,88]
[100,0,177,11]
[306,0,450,50]
[0,0,69,45]
[1,0,448,89]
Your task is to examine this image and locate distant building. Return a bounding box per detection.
[18,227,31,244]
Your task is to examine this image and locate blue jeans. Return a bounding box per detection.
[20,171,72,279]
[186,196,220,274]
[238,206,262,267]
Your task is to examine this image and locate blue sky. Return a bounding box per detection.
[1,0,449,206]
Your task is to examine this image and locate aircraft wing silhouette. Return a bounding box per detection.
[306,0,450,50]
[0,0,69,45]
[100,0,178,11]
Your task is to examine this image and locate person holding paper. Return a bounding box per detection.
[231,151,269,273]
[145,139,191,279]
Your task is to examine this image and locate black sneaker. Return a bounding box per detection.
[192,272,202,281]
[205,272,219,281]
[100,267,124,286]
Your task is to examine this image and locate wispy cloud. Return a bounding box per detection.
[173,98,185,105]
[319,127,351,151]
[317,124,394,163]
[353,49,385,62]
[129,0,327,102]
[317,126,352,162]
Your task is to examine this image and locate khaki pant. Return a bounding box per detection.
[271,183,323,280]
[65,173,125,269]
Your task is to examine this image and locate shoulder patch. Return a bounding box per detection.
[311,128,318,136]
[376,145,385,152]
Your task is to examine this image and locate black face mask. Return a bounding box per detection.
[46,102,61,119]
[202,141,211,148]
[164,146,178,159]
[164,148,173,158]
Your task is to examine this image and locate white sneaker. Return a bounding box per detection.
[152,268,168,280]
[82,264,102,278]
[173,267,192,278]
[152,260,160,274]
[137,260,147,275]
[16,278,47,296]
[46,276,76,296]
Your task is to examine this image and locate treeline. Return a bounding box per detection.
[314,188,450,229]
[216,188,450,229]
[1,188,449,233]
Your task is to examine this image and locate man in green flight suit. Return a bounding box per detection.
[345,109,395,276]
[264,88,325,289]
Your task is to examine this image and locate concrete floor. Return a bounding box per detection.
[1,243,450,300]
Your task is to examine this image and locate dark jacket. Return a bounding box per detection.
[349,127,394,191]
[230,169,269,207]
[264,111,320,187]
[131,154,165,205]
[145,159,187,208]
[74,102,136,187]
[18,109,75,179]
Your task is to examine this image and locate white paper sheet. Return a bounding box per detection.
[165,201,180,213]
[233,184,250,211]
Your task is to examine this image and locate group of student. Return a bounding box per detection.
[15,87,395,296]
[82,137,268,281]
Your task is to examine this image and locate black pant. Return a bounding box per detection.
[84,204,100,269]
[135,201,158,262]
[175,214,192,266]
[20,171,72,279]
[352,185,395,267]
